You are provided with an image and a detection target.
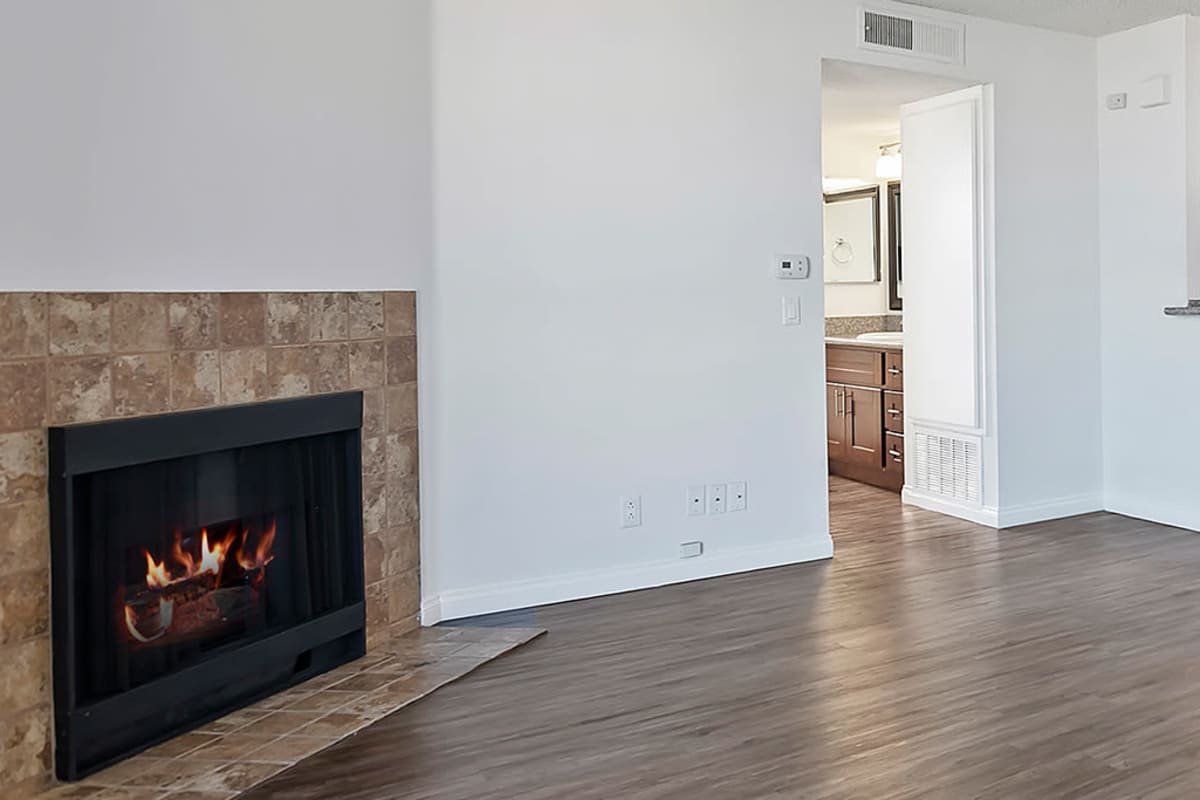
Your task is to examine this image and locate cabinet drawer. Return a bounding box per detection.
[884,391,904,434]
[884,352,904,390]
[826,346,884,388]
[885,432,905,479]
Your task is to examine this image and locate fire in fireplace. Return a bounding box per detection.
[49,393,366,780]
[124,517,277,646]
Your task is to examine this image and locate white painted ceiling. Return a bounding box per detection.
[898,0,1200,37]
[822,59,971,141]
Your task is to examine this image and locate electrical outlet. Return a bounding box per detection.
[707,484,726,515]
[621,495,642,528]
[687,485,706,517]
[729,481,747,512]
[680,541,704,559]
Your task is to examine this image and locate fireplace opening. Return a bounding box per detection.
[49,393,366,780]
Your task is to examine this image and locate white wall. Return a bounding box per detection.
[428,0,1104,619]
[0,0,431,292]
[821,131,894,318]
[1098,17,1200,530]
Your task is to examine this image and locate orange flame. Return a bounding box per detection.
[141,521,272,588]
[238,520,277,571]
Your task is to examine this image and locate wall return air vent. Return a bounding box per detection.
[859,7,965,65]
[911,431,981,505]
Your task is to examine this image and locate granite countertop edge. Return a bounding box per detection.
[1164,300,1200,316]
[824,336,904,352]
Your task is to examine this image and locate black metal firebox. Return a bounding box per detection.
[48,393,366,780]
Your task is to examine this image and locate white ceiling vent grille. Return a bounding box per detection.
[911,431,980,505]
[859,7,965,65]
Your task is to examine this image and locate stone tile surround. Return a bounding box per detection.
[0,291,421,796]
[824,314,903,337]
[30,625,545,800]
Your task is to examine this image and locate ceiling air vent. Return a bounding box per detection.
[859,7,965,65]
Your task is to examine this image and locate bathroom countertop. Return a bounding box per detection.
[1164,300,1200,316]
[824,336,903,352]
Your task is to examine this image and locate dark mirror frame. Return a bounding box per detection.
[887,181,902,311]
[822,185,882,284]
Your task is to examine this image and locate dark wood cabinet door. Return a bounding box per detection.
[845,387,883,467]
[826,384,848,461]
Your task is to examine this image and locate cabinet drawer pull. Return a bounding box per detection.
[887,367,902,375]
[886,408,902,416]
[888,449,903,459]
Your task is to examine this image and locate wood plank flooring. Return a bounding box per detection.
[244,478,1200,799]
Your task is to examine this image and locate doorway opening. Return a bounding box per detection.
[820,59,997,538]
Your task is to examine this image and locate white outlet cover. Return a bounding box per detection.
[680,541,704,559]
[707,484,727,515]
[729,481,747,512]
[687,485,706,517]
[621,495,642,528]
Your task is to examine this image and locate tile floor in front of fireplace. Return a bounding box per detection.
[33,625,545,800]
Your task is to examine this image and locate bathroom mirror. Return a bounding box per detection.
[823,186,880,284]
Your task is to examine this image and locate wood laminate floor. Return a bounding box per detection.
[245,478,1200,799]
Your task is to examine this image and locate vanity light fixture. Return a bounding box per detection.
[876,142,902,180]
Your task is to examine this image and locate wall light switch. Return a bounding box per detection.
[775,254,811,280]
[782,296,801,326]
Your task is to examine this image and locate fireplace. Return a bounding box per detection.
[47,392,366,780]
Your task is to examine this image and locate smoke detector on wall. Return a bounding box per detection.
[858,6,965,66]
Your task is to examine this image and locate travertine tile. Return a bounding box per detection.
[328,671,394,693]
[0,569,48,645]
[219,349,268,405]
[168,294,219,350]
[385,383,418,431]
[143,731,222,759]
[0,704,51,788]
[347,292,384,339]
[265,346,311,399]
[365,581,388,633]
[239,711,325,738]
[361,436,386,488]
[283,689,354,714]
[362,387,385,439]
[266,294,309,346]
[311,343,348,393]
[187,733,279,763]
[111,294,168,353]
[362,481,386,535]
[294,711,363,740]
[0,502,48,577]
[386,430,418,480]
[244,735,332,764]
[385,337,417,385]
[0,293,48,359]
[0,361,46,432]
[310,293,348,341]
[169,351,220,410]
[112,354,169,417]
[47,357,112,424]
[49,293,110,355]
[348,340,384,390]
[219,294,266,348]
[386,477,420,527]
[386,570,420,624]
[384,292,416,336]
[0,636,49,709]
[186,762,286,793]
[389,523,420,575]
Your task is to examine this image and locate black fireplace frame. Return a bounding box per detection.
[48,392,367,780]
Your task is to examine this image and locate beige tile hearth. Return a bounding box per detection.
[31,625,544,800]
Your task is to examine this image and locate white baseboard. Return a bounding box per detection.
[996,494,1104,528]
[420,537,833,624]
[1103,493,1200,534]
[902,488,1000,527]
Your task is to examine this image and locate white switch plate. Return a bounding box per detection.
[775,254,811,280]
[729,481,747,512]
[679,541,704,559]
[782,296,801,326]
[687,485,706,517]
[707,484,727,515]
[621,495,642,528]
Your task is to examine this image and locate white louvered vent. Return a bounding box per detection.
[911,431,980,505]
[859,7,965,65]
